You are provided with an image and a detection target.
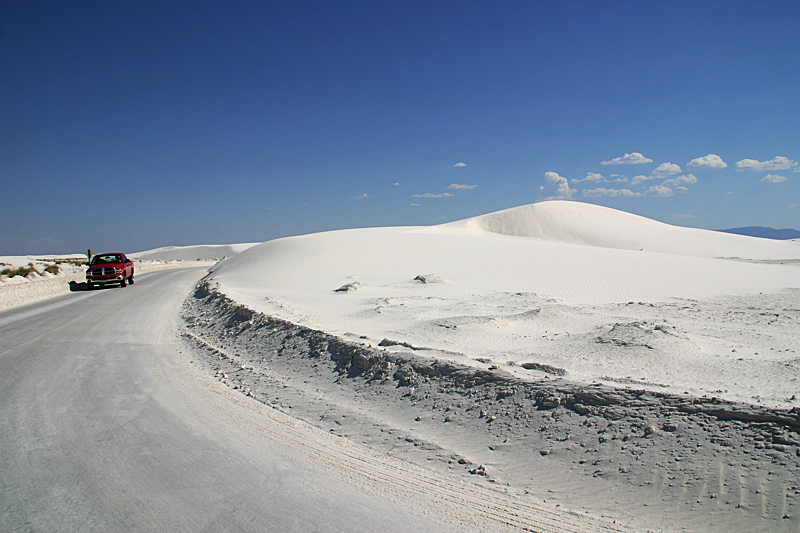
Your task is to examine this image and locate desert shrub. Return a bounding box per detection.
[44,264,61,274]
[35,258,85,265]
[1,264,39,277]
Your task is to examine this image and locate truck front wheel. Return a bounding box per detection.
[129,274,134,285]
[120,276,127,287]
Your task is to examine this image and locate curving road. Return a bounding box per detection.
[1,268,631,533]
[0,268,471,533]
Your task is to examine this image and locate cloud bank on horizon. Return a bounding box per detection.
[541,153,796,202]
[400,153,796,217]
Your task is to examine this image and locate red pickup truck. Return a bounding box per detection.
[86,252,135,289]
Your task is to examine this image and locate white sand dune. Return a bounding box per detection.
[187,201,800,532]
[468,201,800,259]
[207,201,800,408]
[132,242,259,261]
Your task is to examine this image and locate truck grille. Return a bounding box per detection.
[90,267,116,276]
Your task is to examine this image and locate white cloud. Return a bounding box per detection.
[643,184,675,197]
[354,193,372,200]
[412,192,454,198]
[447,183,477,189]
[543,171,575,199]
[601,152,653,165]
[656,174,697,194]
[668,213,698,219]
[631,174,656,185]
[393,182,400,186]
[687,154,727,169]
[789,204,799,208]
[582,188,638,198]
[662,174,698,187]
[653,162,682,175]
[735,156,798,172]
[580,174,696,199]
[761,174,788,183]
[571,172,604,183]
[453,162,467,167]
[632,171,694,187]
[411,203,421,207]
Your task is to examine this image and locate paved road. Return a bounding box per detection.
[0,269,466,532]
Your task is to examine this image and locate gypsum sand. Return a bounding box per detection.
[180,281,800,533]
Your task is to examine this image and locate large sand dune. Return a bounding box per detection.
[469,201,800,259]
[185,201,800,532]
[206,201,800,407]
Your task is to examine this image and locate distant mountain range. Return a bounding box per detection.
[717,226,800,240]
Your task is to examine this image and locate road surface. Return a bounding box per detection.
[0,268,629,533]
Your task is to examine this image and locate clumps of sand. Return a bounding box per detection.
[518,361,567,376]
[595,321,682,349]
[335,281,363,292]
[413,274,451,284]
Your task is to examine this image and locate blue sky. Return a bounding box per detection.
[2,1,798,255]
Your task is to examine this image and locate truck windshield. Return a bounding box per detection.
[91,255,122,265]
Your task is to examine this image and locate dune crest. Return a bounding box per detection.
[133,243,259,261]
[466,200,799,259]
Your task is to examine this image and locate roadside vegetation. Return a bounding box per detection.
[1,263,39,277]
[1,258,85,278]
[34,258,86,266]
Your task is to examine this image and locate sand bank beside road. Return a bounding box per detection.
[182,284,800,533]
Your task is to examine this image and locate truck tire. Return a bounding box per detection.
[120,276,127,287]
[87,282,94,290]
[129,274,134,285]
